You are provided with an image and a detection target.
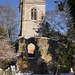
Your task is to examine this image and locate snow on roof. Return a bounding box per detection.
[50,38,59,41]
[18,36,59,41]
[18,36,24,39]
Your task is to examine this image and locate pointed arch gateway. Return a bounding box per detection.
[31,8,37,20]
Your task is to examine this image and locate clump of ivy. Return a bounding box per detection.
[55,35,75,73]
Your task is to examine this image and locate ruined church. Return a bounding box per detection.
[17,0,58,74]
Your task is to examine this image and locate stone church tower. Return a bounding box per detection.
[20,0,46,38]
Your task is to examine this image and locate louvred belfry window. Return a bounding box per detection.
[31,8,37,20]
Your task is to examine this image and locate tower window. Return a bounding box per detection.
[31,8,37,20]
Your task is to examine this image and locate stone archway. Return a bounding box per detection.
[27,43,35,57]
[38,62,49,74]
[17,37,58,73]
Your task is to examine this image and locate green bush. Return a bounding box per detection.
[0,26,6,37]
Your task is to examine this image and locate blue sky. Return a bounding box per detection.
[0,0,57,11]
[0,0,66,34]
[46,0,57,11]
[0,0,57,22]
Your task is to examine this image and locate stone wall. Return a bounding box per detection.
[17,37,58,74]
[20,0,46,38]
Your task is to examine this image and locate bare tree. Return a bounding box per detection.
[46,1,75,72]
[0,39,17,70]
[54,0,75,39]
[46,10,70,34]
[0,4,19,41]
[46,3,72,35]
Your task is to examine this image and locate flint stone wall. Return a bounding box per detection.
[17,37,58,73]
[20,0,46,38]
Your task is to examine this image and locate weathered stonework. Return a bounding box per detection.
[20,0,46,38]
[17,37,58,74]
[18,0,58,74]
[16,37,30,73]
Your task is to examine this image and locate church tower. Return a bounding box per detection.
[20,0,46,38]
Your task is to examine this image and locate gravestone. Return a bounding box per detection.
[0,68,3,75]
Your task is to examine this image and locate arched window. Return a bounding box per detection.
[28,43,35,58]
[31,8,37,20]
